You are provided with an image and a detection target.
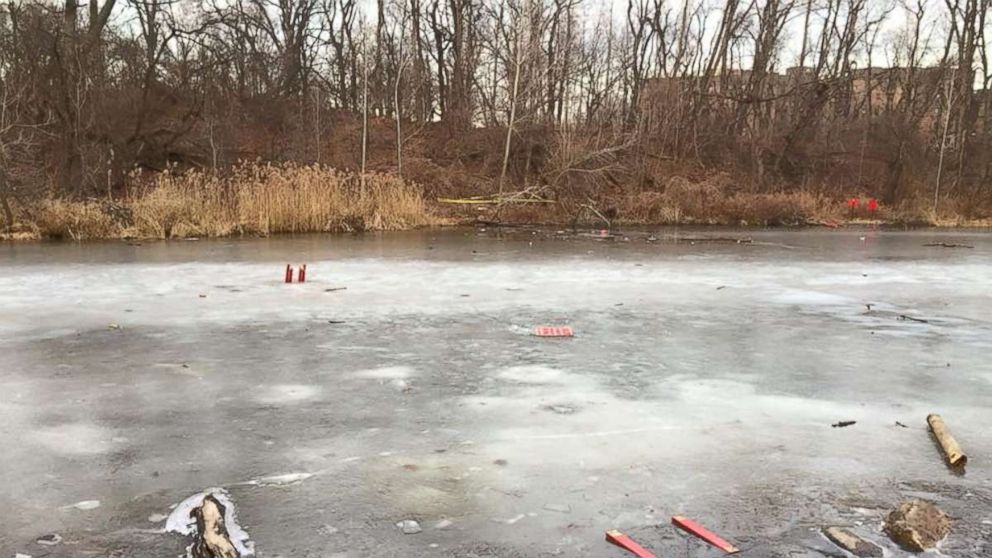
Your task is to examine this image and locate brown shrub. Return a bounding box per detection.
[32,200,118,240]
[615,176,839,225]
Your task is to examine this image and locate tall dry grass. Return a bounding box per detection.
[20,163,435,240]
[617,175,842,226]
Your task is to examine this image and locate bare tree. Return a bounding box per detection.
[498,0,529,196]
[0,0,988,221]
[0,80,45,227]
[392,0,411,174]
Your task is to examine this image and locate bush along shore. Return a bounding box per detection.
[1,164,989,241]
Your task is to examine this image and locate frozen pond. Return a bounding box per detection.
[1,228,991,557]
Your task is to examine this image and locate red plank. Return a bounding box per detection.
[533,325,574,337]
[605,530,659,558]
[671,516,739,553]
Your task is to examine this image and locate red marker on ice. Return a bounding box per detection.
[606,530,659,558]
[672,516,740,553]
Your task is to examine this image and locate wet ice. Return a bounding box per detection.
[1,229,990,557]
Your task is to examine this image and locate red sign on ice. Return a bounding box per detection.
[533,325,574,337]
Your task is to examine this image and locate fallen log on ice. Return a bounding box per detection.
[190,494,241,558]
[822,527,882,557]
[927,414,967,468]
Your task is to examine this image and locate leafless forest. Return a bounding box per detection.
[1,0,991,234]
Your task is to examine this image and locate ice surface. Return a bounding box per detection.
[1,229,990,557]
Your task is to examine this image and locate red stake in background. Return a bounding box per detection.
[605,530,660,558]
[866,198,879,213]
[298,264,307,283]
[284,264,294,283]
[672,516,740,554]
[847,197,860,218]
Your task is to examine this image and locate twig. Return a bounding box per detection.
[923,242,974,249]
[580,199,611,228]
[676,236,753,244]
[438,194,555,205]
[898,314,929,324]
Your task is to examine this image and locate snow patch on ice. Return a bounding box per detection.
[253,384,320,405]
[772,289,851,306]
[497,365,567,384]
[63,500,101,511]
[353,366,414,379]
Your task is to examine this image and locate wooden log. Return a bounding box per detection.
[927,414,967,468]
[190,494,241,558]
[823,527,882,557]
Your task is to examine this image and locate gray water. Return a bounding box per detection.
[1,228,990,557]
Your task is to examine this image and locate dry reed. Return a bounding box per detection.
[617,178,841,226]
[14,163,435,240]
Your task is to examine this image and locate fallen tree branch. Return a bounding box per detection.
[580,199,611,229]
[923,242,974,249]
[438,192,555,205]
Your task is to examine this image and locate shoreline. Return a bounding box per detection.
[3,217,990,243]
[3,164,988,241]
